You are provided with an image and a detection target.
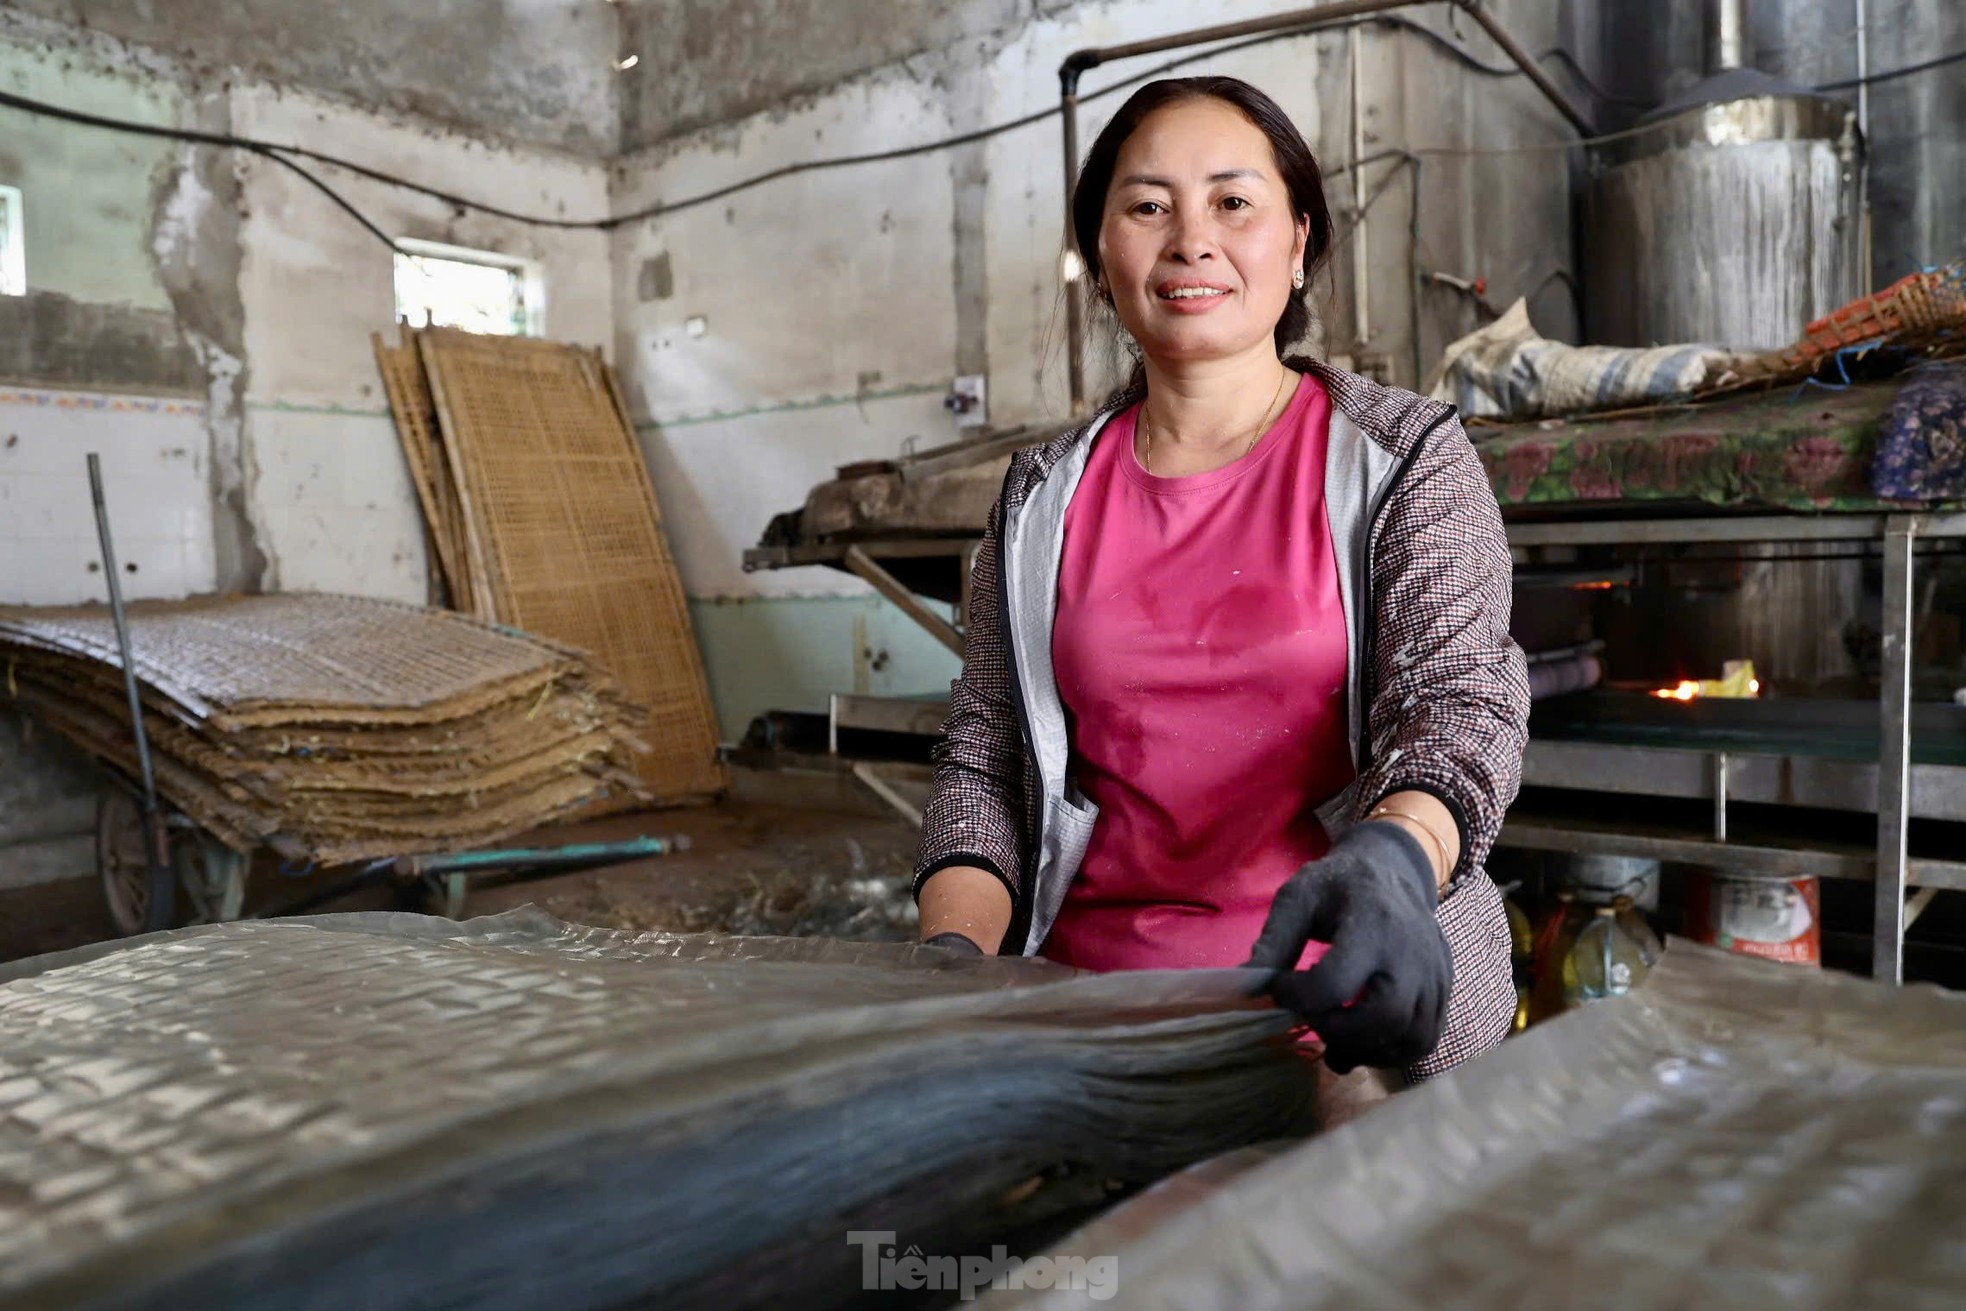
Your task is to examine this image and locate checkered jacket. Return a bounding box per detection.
[915,362,1529,1079]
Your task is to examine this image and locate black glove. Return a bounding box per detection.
[1244,820,1454,1073]
[923,930,984,957]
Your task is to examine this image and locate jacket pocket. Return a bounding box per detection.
[1427,869,1515,1071]
[1028,789,1099,953]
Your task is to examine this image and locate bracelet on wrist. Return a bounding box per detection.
[1366,806,1454,886]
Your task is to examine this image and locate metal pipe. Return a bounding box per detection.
[1704,0,1750,73]
[1349,23,1371,355]
[1062,85,1086,412]
[87,454,171,889]
[392,835,690,879]
[1054,0,1593,406]
[1855,0,1873,292]
[1874,514,1916,985]
[1451,2,1594,135]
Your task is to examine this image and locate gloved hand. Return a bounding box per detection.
[923,930,984,956]
[1244,820,1454,1073]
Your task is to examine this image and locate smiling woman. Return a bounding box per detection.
[1075,78,1329,392]
[913,78,1529,1089]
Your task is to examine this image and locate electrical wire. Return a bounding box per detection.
[2,30,1963,244]
[1815,45,1966,92]
[0,87,401,250]
[0,15,1583,236]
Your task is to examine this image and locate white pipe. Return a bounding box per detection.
[1854,0,1870,139]
[1705,0,1750,72]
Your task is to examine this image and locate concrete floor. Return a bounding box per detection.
[0,798,924,964]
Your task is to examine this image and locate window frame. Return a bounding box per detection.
[391,237,544,337]
[0,186,24,297]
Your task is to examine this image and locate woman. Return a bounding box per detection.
[913,76,1527,1082]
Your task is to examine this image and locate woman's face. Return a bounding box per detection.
[1096,97,1310,366]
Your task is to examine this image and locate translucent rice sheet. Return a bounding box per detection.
[0,909,1315,1310]
[987,942,1966,1310]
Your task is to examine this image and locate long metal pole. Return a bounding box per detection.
[1062,86,1086,413]
[1874,515,1916,984]
[1855,0,1873,293]
[1349,24,1371,356]
[87,454,172,882]
[1451,2,1594,135]
[1054,0,1593,407]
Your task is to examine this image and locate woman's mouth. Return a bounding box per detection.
[1156,283,1233,312]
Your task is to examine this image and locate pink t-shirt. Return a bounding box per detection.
[1042,373,1354,972]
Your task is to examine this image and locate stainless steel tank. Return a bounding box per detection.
[1584,1,1863,351]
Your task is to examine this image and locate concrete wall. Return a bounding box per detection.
[10,0,1956,891]
[0,13,612,886]
[0,0,621,155]
[611,0,1586,739]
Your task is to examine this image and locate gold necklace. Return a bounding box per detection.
[1140,367,1292,477]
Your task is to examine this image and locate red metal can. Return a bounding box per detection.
[1687,871,1821,966]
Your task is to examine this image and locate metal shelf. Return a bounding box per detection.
[1496,813,1966,892]
[756,510,1963,982]
[1510,510,1966,982]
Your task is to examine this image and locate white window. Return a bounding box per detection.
[0,186,23,297]
[392,239,542,336]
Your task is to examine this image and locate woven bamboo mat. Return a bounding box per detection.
[0,594,649,862]
[412,328,724,805]
[374,333,475,613]
[0,594,589,728]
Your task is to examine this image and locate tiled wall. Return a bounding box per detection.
[0,387,216,605]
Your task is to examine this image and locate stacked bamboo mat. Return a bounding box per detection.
[375,327,724,805]
[0,594,648,863]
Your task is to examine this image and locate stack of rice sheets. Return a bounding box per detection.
[0,593,646,863]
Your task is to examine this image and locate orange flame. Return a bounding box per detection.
[1650,674,1763,701]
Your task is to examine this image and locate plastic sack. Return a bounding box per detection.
[1428,299,1739,420]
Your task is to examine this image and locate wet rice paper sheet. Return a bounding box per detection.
[0,909,1313,1310]
[988,943,1966,1310]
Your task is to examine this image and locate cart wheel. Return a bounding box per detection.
[176,833,249,925]
[96,790,176,937]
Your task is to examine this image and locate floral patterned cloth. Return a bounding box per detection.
[1476,369,1966,511]
[1873,361,1966,502]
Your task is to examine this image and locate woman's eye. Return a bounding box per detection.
[1131,201,1165,216]
[1221,196,1251,211]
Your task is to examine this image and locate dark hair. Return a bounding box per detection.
[1070,77,1333,355]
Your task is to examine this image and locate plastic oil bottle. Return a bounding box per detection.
[1528,889,1586,1024]
[1562,904,1653,1005]
[1612,893,1664,968]
[1505,890,1535,1032]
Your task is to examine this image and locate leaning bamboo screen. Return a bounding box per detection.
[377,327,725,806]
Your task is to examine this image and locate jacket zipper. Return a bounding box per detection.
[994,467,1043,947]
[1355,410,1455,779]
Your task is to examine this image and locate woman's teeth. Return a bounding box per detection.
[1160,287,1228,300]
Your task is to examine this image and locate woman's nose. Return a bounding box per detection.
[1165,213,1217,263]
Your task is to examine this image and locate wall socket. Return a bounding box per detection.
[945,374,988,428]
